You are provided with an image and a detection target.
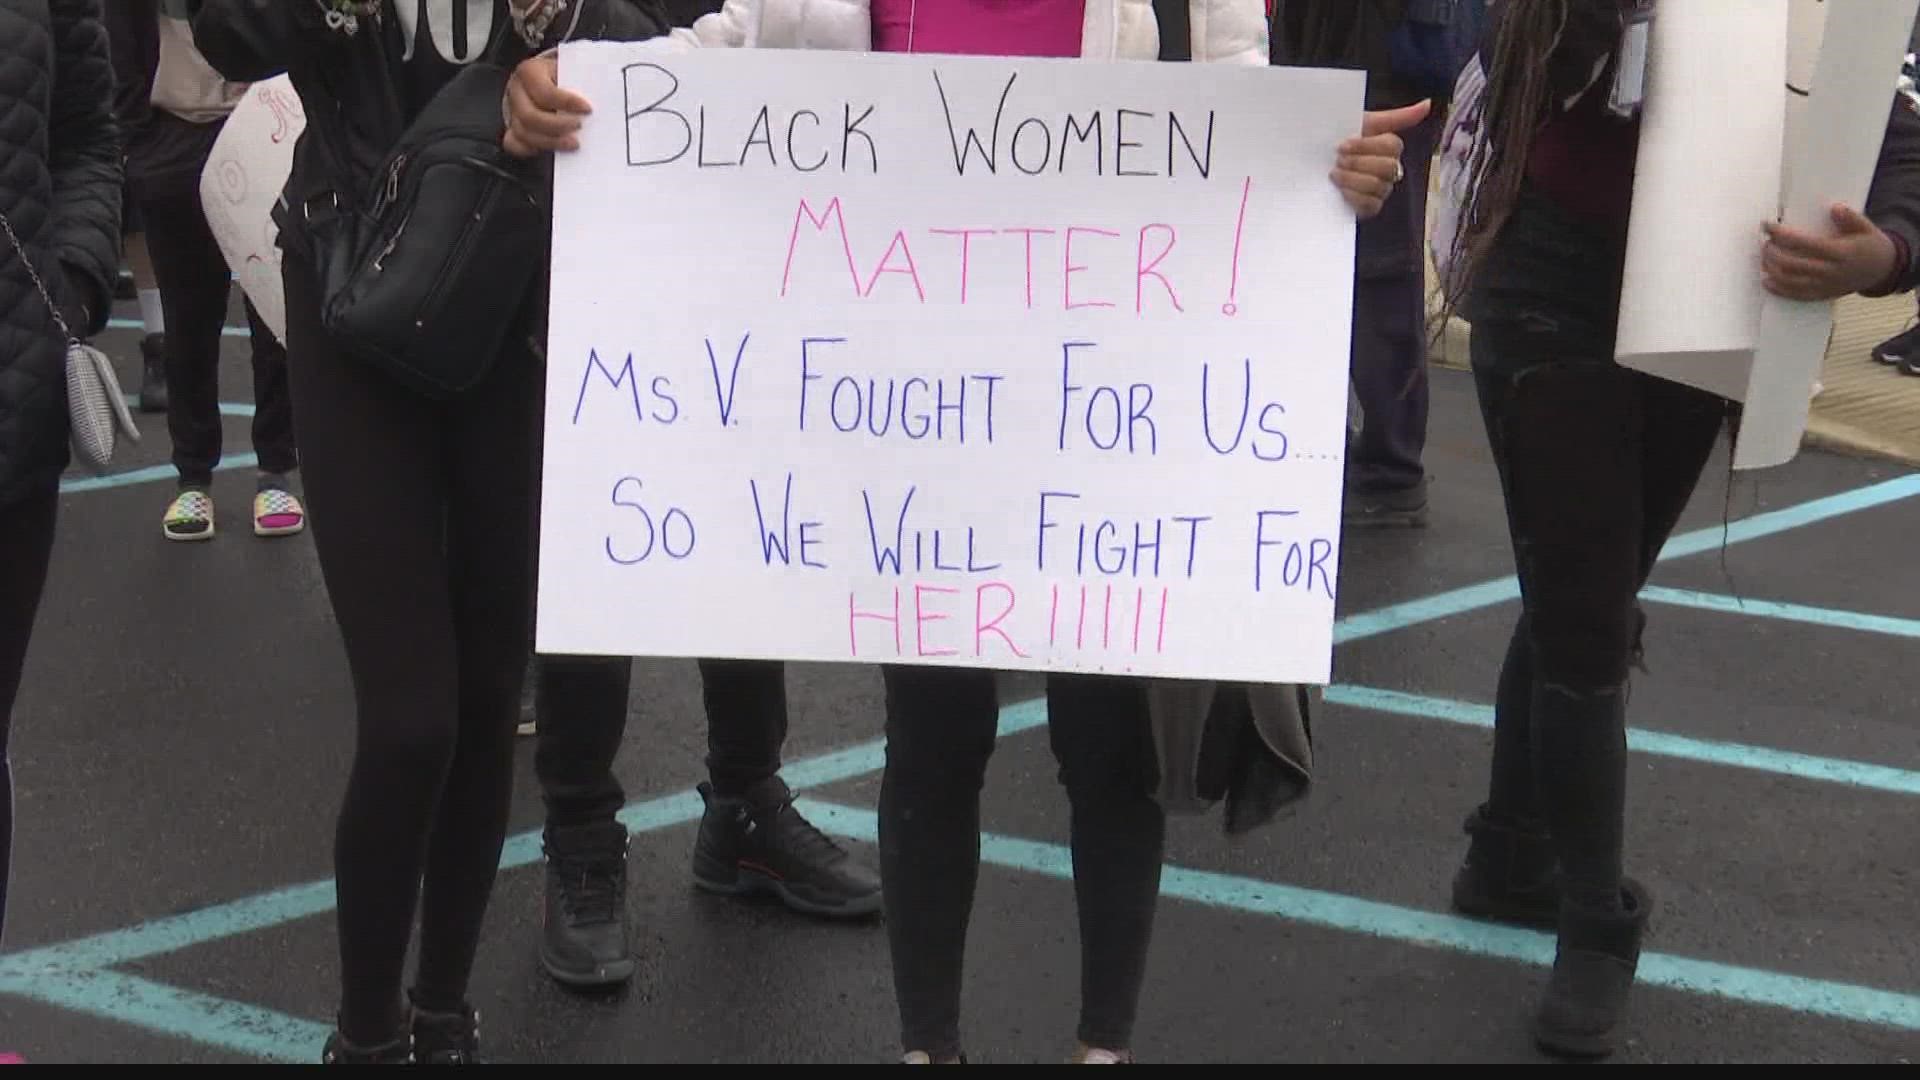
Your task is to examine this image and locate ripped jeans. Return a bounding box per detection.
[1465,190,1732,911]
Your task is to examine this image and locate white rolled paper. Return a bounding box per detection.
[1615,0,1791,401]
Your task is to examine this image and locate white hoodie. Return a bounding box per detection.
[648,0,1270,65]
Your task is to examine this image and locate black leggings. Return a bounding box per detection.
[139,188,296,486]
[283,258,539,1042]
[1467,189,1730,912]
[877,666,1165,1058]
[0,489,58,948]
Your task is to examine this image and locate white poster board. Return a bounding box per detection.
[1617,0,1918,470]
[198,76,305,343]
[538,43,1365,685]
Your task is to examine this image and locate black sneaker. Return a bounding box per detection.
[409,996,483,1065]
[692,777,882,919]
[1872,322,1920,365]
[540,821,636,989]
[1343,480,1429,529]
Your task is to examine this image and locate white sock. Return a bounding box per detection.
[138,289,165,335]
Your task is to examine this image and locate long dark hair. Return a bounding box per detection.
[1436,1,1578,330]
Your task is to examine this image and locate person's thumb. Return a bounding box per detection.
[1830,203,1877,236]
[1361,99,1433,137]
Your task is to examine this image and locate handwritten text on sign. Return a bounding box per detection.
[539,44,1364,684]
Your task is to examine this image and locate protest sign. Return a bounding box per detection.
[538,43,1364,685]
[199,75,304,342]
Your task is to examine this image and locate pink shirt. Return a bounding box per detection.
[870,0,1088,57]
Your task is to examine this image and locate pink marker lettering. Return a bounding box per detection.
[1156,588,1170,653]
[781,197,861,299]
[1064,227,1120,311]
[1003,227,1056,310]
[1136,224,1183,314]
[975,582,1029,658]
[915,584,960,657]
[1048,584,1061,646]
[1102,585,1113,649]
[865,230,928,301]
[1132,587,1146,653]
[930,228,995,305]
[849,587,903,656]
[1075,585,1089,649]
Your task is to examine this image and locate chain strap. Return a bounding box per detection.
[0,209,76,345]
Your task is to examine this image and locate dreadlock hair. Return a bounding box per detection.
[1434,0,1577,337]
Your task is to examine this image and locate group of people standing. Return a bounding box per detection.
[1,0,1915,1065]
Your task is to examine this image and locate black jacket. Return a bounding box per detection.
[185,0,672,260]
[1272,0,1421,108]
[0,0,122,509]
[1865,93,1920,296]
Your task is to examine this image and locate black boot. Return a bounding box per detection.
[409,994,483,1064]
[138,333,168,414]
[1450,803,1561,929]
[540,821,635,989]
[692,776,882,919]
[1533,878,1652,1060]
[320,1024,413,1064]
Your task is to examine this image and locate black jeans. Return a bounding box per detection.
[877,666,1165,1058]
[1348,110,1442,494]
[284,256,539,1041]
[1466,190,1731,908]
[0,489,57,947]
[139,188,296,486]
[534,656,788,834]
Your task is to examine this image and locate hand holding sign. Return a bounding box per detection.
[1333,99,1433,220]
[505,50,593,158]
[1760,203,1900,301]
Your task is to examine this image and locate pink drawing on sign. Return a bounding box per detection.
[217,159,248,205]
[914,585,959,657]
[1222,177,1252,316]
[781,197,862,300]
[1155,589,1170,653]
[1048,584,1060,646]
[1063,227,1120,311]
[974,582,1028,658]
[849,587,903,656]
[263,85,303,143]
[929,228,993,304]
[1135,224,1183,314]
[865,230,927,301]
[1002,227,1056,310]
[1131,588,1145,652]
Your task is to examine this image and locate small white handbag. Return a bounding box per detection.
[0,210,140,474]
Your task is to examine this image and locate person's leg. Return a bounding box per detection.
[691,658,881,917]
[0,490,58,948]
[533,652,638,988]
[877,664,1000,1063]
[286,258,456,1062]
[408,337,544,1061]
[1452,361,1558,928]
[121,203,168,413]
[245,300,307,537]
[1490,357,1657,1059]
[1345,109,1441,527]
[139,190,230,542]
[1044,674,1165,1062]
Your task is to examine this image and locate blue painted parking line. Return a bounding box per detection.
[1333,474,1920,644]
[1327,686,1920,795]
[1640,586,1920,640]
[14,779,1916,1067]
[6,466,1916,1059]
[105,318,248,339]
[799,799,1920,1035]
[0,969,326,1064]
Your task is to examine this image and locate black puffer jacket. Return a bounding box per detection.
[185,0,671,262]
[0,0,122,509]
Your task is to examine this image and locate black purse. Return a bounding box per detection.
[301,54,548,400]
